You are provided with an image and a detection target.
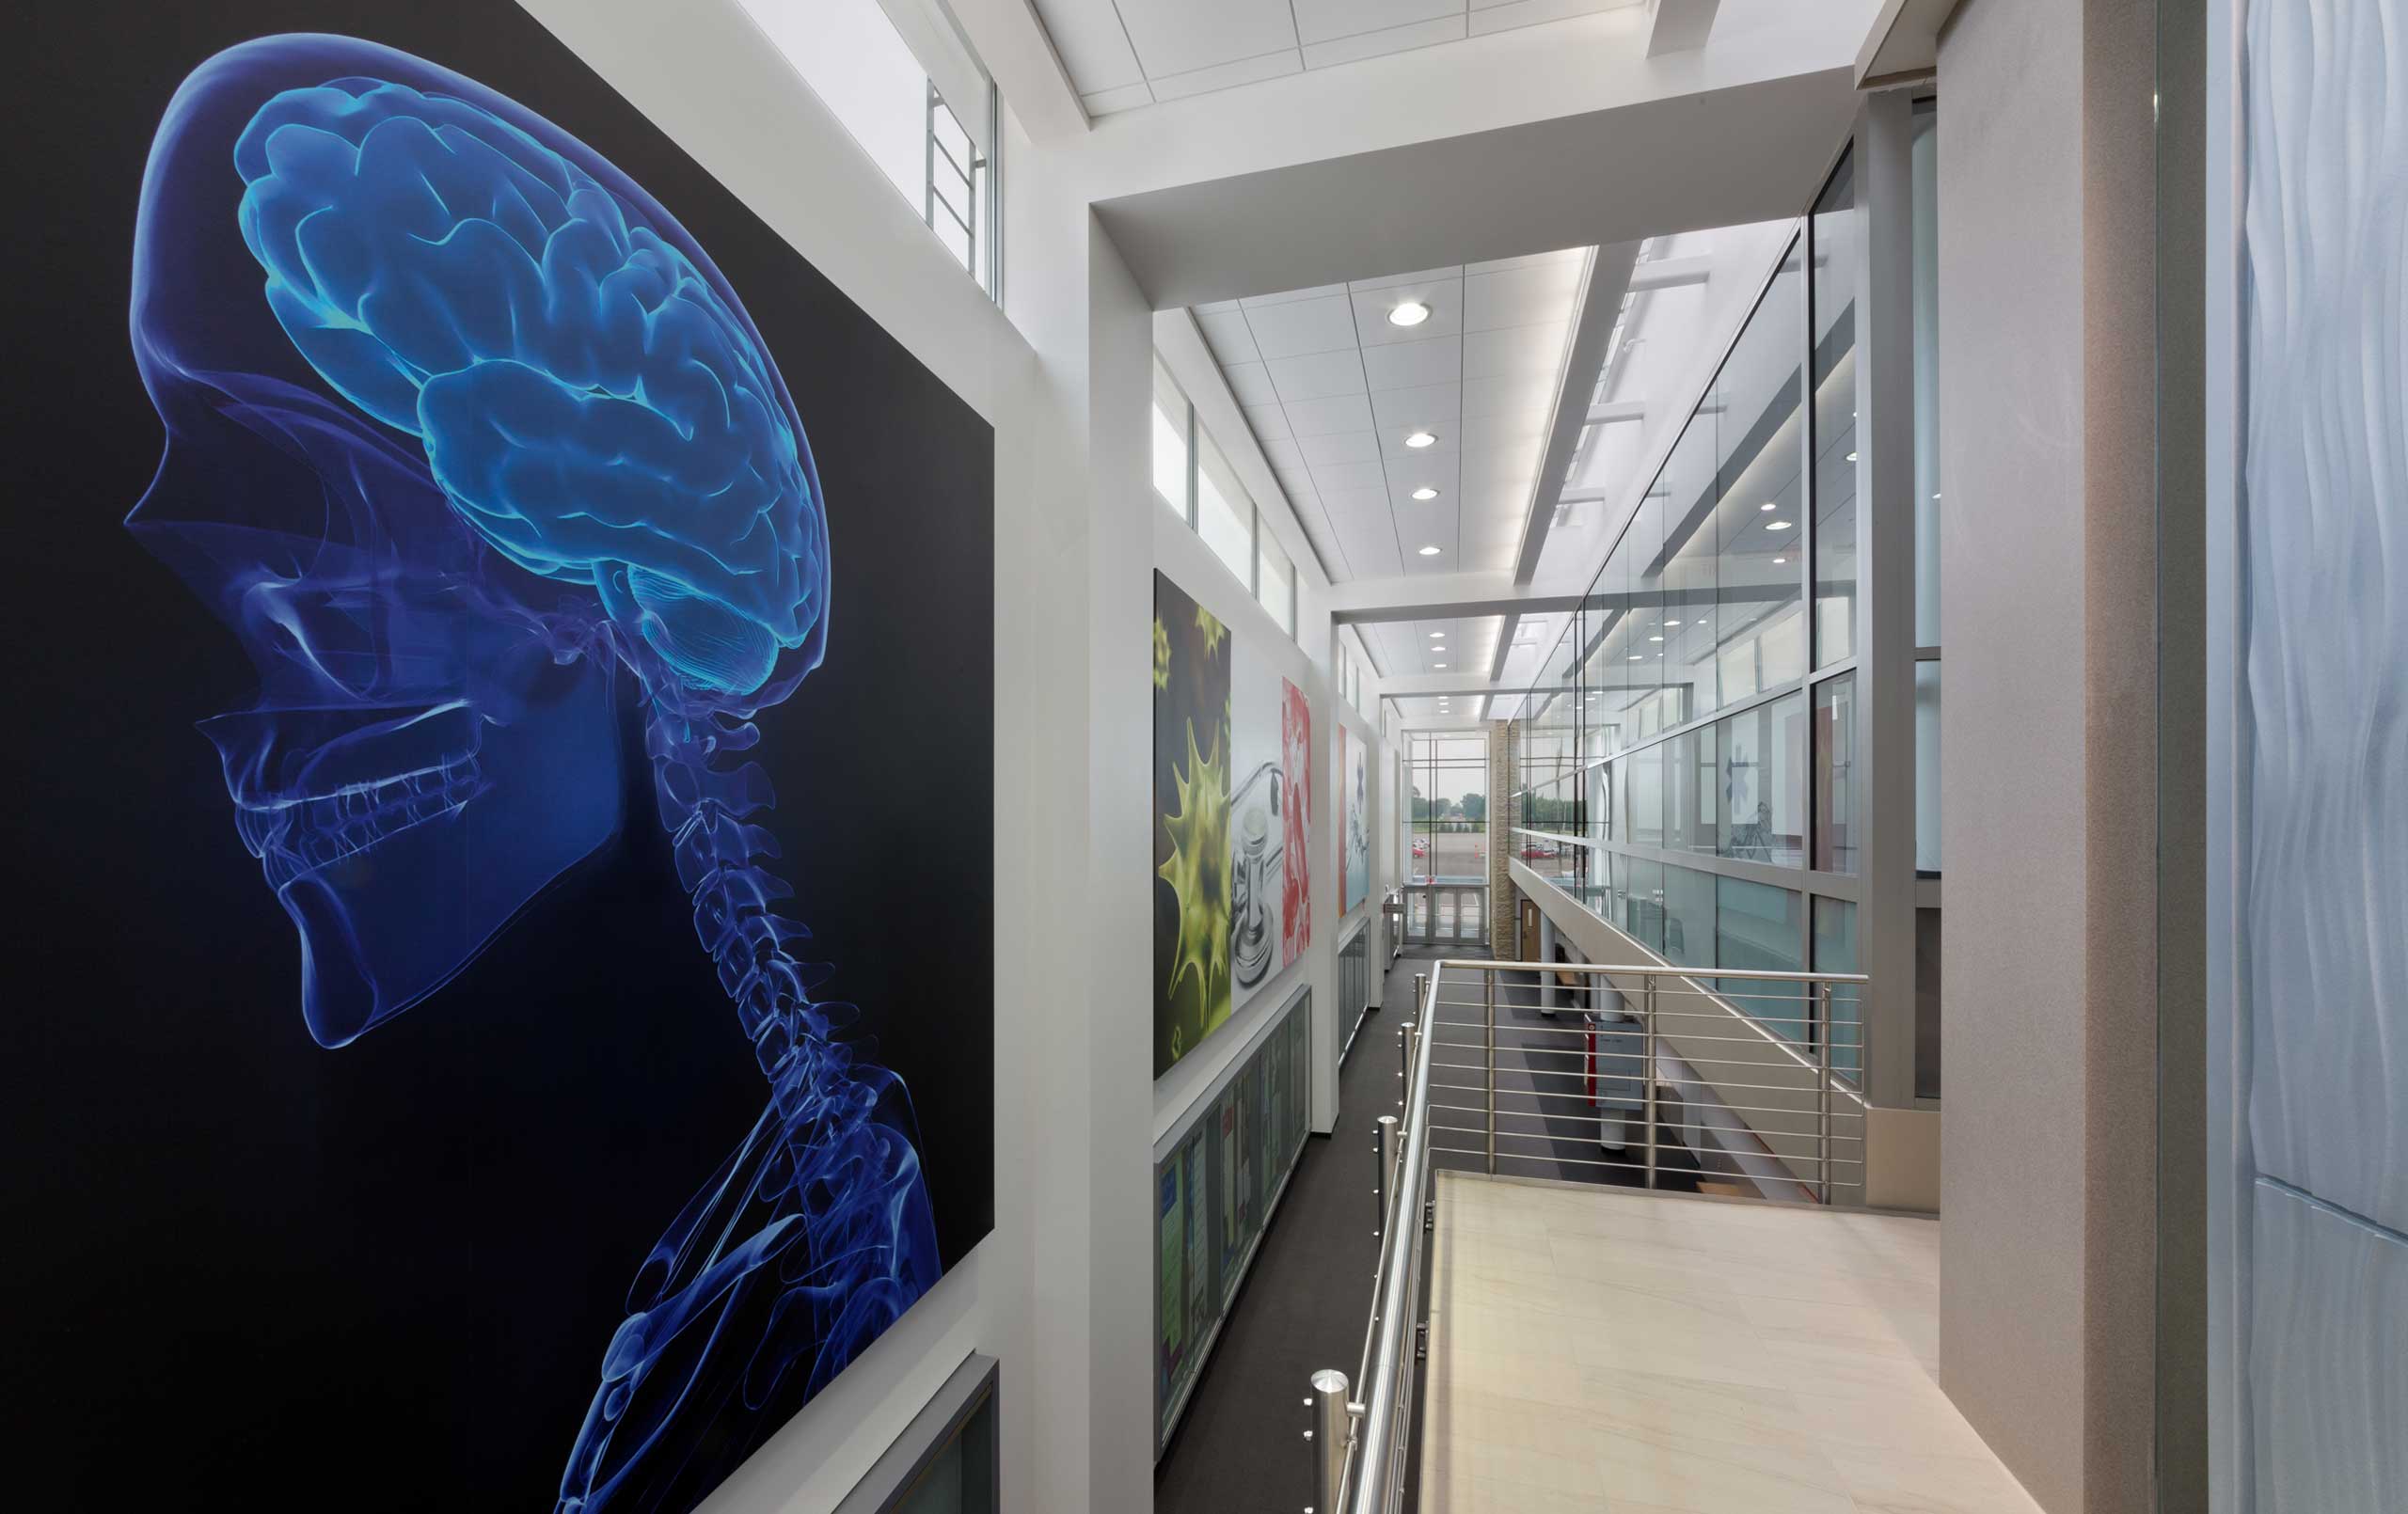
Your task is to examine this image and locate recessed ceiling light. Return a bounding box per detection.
[1648,635,1665,642]
[1772,556,1787,564]
[1429,631,1445,639]
[1418,544,1442,556]
[1767,519,1793,530]
[1846,450,1859,463]
[1664,619,1682,627]
[1388,301,1432,328]
[1760,502,1778,512]
[1405,431,1437,449]
[1411,486,1439,501]
[1434,663,1448,670]
[1628,654,1642,661]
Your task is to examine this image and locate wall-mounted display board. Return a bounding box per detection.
[1339,923,1372,1062]
[2,8,994,1510]
[1155,986,1314,1456]
[834,1353,999,1514]
[1155,570,1313,1075]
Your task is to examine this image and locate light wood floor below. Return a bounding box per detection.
[1419,1174,2046,1514]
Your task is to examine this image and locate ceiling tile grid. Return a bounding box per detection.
[1194,250,1585,586]
[1034,0,1642,116]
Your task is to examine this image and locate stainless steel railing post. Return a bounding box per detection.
[1405,973,1426,1118]
[1374,1114,1398,1237]
[1482,968,1497,1174]
[1309,1368,1352,1513]
[1642,974,1658,1191]
[1816,980,1834,1205]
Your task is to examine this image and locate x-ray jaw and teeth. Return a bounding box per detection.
[127,35,935,1510]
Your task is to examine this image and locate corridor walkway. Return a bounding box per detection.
[1151,948,1431,1514]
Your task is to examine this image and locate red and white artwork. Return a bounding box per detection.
[1280,678,1312,965]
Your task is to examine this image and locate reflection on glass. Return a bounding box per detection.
[1716,234,1809,710]
[1813,896,1861,1081]
[1717,876,1805,1038]
[1910,102,1941,647]
[1664,728,1717,855]
[1812,151,1858,667]
[1915,906,1941,1099]
[1153,362,1188,518]
[1196,430,1253,587]
[1257,528,1293,636]
[1624,742,1664,848]
[1718,692,1808,864]
[1659,417,1719,718]
[1814,672,1858,875]
[1620,855,1664,953]
[1663,864,1715,969]
[1915,660,1941,874]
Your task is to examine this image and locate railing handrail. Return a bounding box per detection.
[1446,957,1866,984]
[1332,955,1870,1514]
[1341,966,1443,1514]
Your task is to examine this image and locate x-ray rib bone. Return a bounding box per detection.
[125,37,936,1511]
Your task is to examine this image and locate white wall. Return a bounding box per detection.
[514,2,1152,1510]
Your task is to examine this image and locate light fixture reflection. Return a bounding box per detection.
[1767,520,1793,530]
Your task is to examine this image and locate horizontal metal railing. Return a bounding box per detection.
[1312,956,1870,1514]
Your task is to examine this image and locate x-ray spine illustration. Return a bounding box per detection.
[126,38,938,1511]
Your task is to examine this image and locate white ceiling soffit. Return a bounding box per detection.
[1031,1,1648,118]
[1356,612,1513,683]
[1090,62,1857,309]
[1194,251,1587,584]
[1853,0,1957,86]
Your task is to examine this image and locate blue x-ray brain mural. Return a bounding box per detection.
[25,23,995,1511]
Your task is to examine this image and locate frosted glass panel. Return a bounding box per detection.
[2247,1183,2408,1511]
[2237,0,2407,1242]
[2224,2,2408,1510]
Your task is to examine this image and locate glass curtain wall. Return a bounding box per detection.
[1512,150,1868,1075]
[1404,733,1488,886]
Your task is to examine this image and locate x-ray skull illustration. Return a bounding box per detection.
[125,36,935,1510]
